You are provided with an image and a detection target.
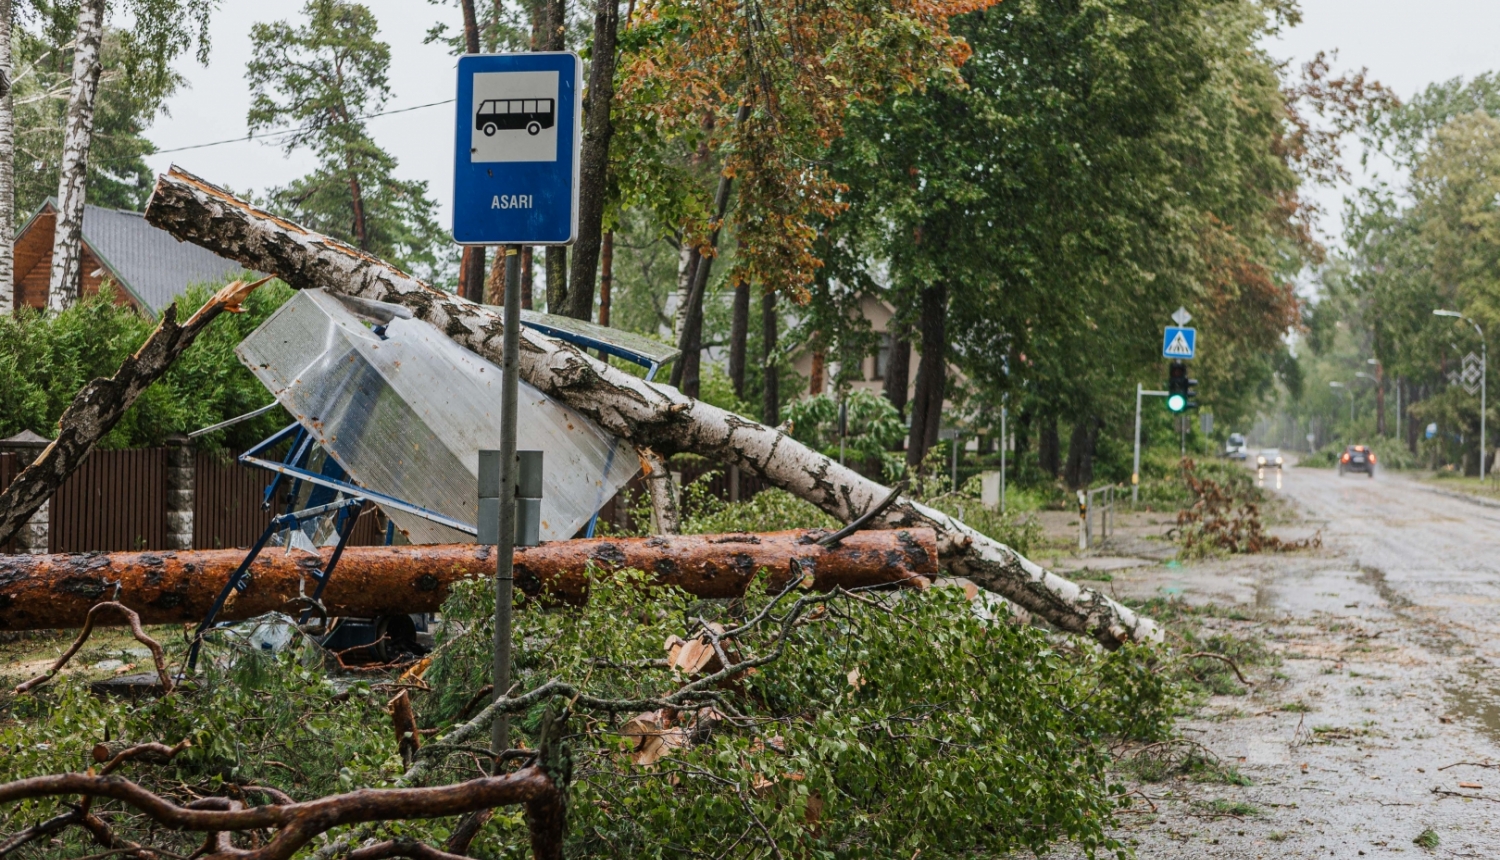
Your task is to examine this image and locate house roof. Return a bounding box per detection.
[80,205,249,317]
[18,201,250,317]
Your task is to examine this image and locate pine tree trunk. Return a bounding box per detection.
[460,0,482,52]
[0,529,938,630]
[46,0,106,311]
[142,167,1162,648]
[564,0,619,321]
[727,275,749,399]
[905,283,947,471]
[0,0,13,316]
[761,288,779,426]
[460,246,487,303]
[485,246,507,305]
[456,0,484,303]
[883,333,911,417]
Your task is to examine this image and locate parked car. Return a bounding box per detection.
[1256,448,1283,469]
[1225,432,1248,460]
[1339,444,1375,477]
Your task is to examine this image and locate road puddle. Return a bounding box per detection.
[1445,664,1500,746]
[1255,467,1282,490]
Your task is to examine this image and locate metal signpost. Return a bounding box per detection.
[454,52,583,758]
[1434,309,1486,480]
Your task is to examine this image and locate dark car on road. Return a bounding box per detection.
[1339,445,1376,477]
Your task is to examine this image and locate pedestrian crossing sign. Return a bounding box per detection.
[1162,326,1196,359]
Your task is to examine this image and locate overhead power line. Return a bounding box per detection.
[136,97,456,159]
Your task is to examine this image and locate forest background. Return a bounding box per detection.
[0,0,1423,506]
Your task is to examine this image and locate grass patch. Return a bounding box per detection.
[1414,828,1440,849]
[1279,701,1312,713]
[1196,798,1260,818]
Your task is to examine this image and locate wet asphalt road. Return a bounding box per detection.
[1081,463,1500,859]
[1272,464,1500,644]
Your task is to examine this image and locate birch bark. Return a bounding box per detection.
[47,0,107,311]
[143,167,1161,647]
[0,0,14,316]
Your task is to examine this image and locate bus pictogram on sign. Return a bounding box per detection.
[476,98,556,136]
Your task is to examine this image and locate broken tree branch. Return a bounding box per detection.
[14,602,173,694]
[141,166,1158,648]
[0,529,935,631]
[0,767,564,860]
[0,277,271,549]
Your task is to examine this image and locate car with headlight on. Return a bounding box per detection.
[1256,448,1283,469]
[1339,444,1375,477]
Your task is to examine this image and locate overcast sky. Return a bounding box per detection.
[138,0,1500,244]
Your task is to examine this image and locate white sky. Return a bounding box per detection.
[135,1,1500,243]
[140,0,461,220]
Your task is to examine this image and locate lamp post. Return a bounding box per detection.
[1330,381,1352,429]
[1435,309,1487,480]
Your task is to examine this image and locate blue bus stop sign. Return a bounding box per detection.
[452,52,582,246]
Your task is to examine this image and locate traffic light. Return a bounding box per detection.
[1184,373,1199,411]
[1167,362,1188,412]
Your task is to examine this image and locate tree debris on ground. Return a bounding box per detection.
[1175,459,1321,555]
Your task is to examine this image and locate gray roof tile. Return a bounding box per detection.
[81,205,249,316]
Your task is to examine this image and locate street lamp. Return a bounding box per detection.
[1330,381,1352,427]
[1435,309,1487,480]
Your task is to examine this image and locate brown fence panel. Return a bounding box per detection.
[50,448,167,553]
[194,451,275,550]
[195,453,393,549]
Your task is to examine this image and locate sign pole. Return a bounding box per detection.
[491,246,522,758]
[1132,383,1142,503]
[1000,403,1007,513]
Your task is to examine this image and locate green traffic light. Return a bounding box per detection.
[1167,393,1186,413]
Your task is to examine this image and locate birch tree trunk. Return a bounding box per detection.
[0,0,14,316]
[142,166,1161,648]
[47,0,107,311]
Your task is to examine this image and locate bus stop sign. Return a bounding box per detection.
[452,52,582,246]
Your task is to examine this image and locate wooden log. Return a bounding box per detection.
[142,166,1159,647]
[0,529,936,631]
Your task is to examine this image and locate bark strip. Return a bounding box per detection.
[141,167,1159,647]
[0,277,271,549]
[0,529,937,631]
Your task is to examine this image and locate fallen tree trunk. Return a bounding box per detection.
[0,529,936,630]
[143,166,1159,647]
[0,277,270,550]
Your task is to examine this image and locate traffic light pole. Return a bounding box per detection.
[1133,383,1170,503]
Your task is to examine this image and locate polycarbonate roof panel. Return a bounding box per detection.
[237,289,638,544]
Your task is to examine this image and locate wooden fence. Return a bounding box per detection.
[49,448,168,553]
[2,447,765,554]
